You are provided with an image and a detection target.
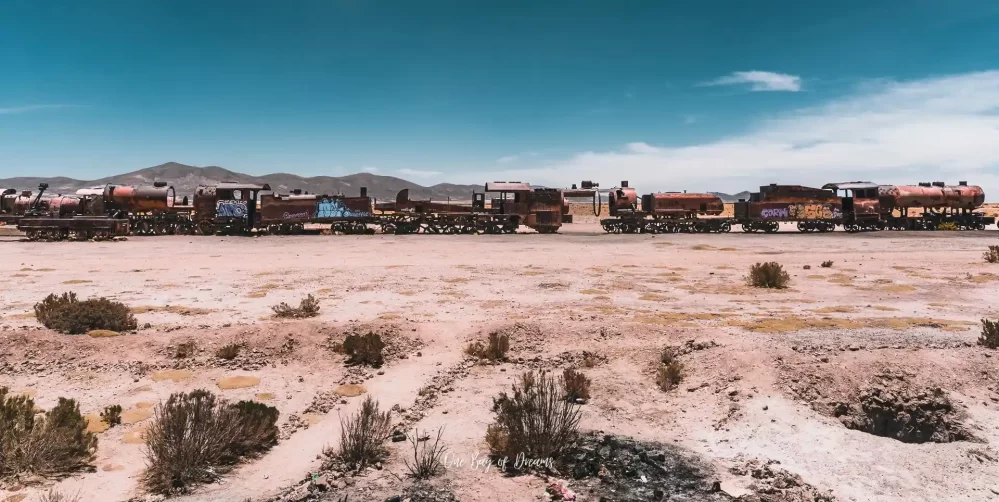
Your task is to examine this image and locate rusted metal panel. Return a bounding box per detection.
[642,192,724,216]
[485,182,532,192]
[747,202,843,221]
[259,193,372,223]
[822,181,878,190]
[608,187,639,216]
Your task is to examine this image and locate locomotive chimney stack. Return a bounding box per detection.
[360,186,368,198]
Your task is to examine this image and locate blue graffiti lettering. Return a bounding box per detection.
[216,200,248,218]
[316,198,370,218]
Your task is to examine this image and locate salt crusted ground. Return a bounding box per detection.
[1,223,999,501]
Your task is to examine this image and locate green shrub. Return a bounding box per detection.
[486,371,581,463]
[271,294,320,318]
[34,292,137,334]
[746,262,790,289]
[0,388,97,480]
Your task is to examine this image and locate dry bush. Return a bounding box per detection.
[330,396,392,470]
[486,371,581,463]
[0,389,97,480]
[984,246,999,264]
[821,260,834,268]
[342,332,385,368]
[937,221,958,231]
[656,362,684,391]
[404,427,447,480]
[465,331,510,361]
[215,343,241,360]
[746,262,790,289]
[980,319,999,349]
[174,340,197,359]
[101,404,123,428]
[35,489,82,502]
[660,346,679,366]
[271,294,320,319]
[34,292,137,334]
[142,390,278,494]
[562,368,591,401]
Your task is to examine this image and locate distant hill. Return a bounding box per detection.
[0,162,483,201]
[711,191,752,202]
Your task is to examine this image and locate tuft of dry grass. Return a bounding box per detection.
[339,332,386,368]
[271,294,321,319]
[100,405,123,428]
[404,427,448,480]
[746,262,790,289]
[465,331,510,362]
[821,260,834,268]
[984,246,999,264]
[174,340,197,359]
[656,362,684,391]
[327,396,392,470]
[215,343,241,360]
[35,489,83,502]
[34,292,137,335]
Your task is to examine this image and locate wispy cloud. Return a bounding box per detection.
[702,71,802,92]
[360,166,379,173]
[470,71,999,195]
[683,115,698,125]
[496,155,519,164]
[0,104,84,115]
[397,168,443,178]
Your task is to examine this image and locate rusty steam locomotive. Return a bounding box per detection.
[1,177,992,240]
[597,180,993,233]
[2,180,600,240]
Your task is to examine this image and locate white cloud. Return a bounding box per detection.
[703,71,802,92]
[464,71,999,196]
[360,166,379,173]
[496,155,519,164]
[0,104,82,114]
[684,115,698,124]
[397,168,443,178]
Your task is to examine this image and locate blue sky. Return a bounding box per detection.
[2,0,999,193]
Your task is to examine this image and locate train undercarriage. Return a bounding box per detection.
[600,217,732,234]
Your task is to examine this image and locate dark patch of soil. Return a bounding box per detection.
[557,432,729,501]
[833,372,977,444]
[731,459,835,501]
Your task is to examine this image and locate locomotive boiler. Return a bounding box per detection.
[877,181,993,230]
[600,181,730,233]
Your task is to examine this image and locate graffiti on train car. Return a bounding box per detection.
[788,204,841,220]
[282,210,313,220]
[760,207,789,219]
[316,198,370,218]
[216,200,248,218]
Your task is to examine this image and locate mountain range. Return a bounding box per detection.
[0,162,483,201]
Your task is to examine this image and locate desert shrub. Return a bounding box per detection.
[821,260,834,268]
[980,319,999,349]
[342,332,385,368]
[33,292,137,335]
[562,368,591,401]
[101,404,123,428]
[486,371,581,463]
[656,362,684,391]
[984,246,999,264]
[228,400,280,458]
[746,262,790,289]
[330,396,392,469]
[660,346,679,366]
[404,427,447,480]
[465,331,509,361]
[0,389,97,480]
[35,489,82,502]
[271,294,320,319]
[174,340,197,359]
[215,343,241,360]
[937,221,958,231]
[142,390,278,494]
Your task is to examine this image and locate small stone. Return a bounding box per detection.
[377,370,385,375]
[727,387,739,396]
[391,431,406,442]
[416,352,422,357]
[763,405,768,411]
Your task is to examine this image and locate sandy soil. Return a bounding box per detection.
[2,223,999,501]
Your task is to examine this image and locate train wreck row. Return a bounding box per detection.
[0,178,993,240]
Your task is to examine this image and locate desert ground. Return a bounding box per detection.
[2,222,999,502]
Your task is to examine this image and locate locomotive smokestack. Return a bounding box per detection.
[621,181,629,188]
[959,181,968,186]
[932,181,945,187]
[360,187,368,197]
